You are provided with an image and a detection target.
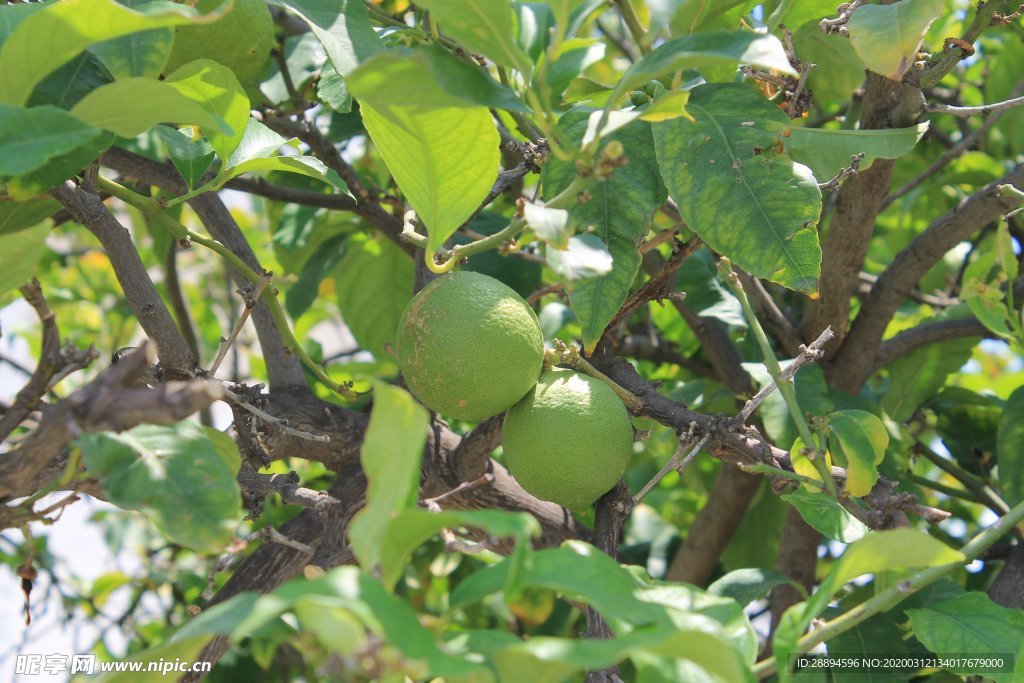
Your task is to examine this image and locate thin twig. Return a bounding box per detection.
[633,430,710,504]
[926,94,1024,117]
[819,0,865,35]
[208,272,272,376]
[422,473,496,509]
[220,385,331,443]
[526,282,564,305]
[737,327,835,422]
[817,153,865,191]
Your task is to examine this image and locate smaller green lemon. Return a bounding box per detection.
[164,0,275,84]
[397,272,545,422]
[502,369,633,511]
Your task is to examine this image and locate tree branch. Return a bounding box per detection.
[873,317,988,370]
[50,181,196,378]
[831,164,1024,391]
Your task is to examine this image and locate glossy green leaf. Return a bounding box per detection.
[882,335,977,421]
[378,508,539,590]
[77,422,242,553]
[963,250,1013,338]
[70,77,229,138]
[782,488,869,543]
[5,128,115,201]
[546,233,614,282]
[0,0,203,106]
[27,51,115,109]
[908,592,1024,683]
[847,0,946,80]
[164,59,250,162]
[997,385,1024,507]
[786,123,928,182]
[0,103,104,179]
[0,223,50,297]
[0,198,60,236]
[334,234,414,357]
[291,598,366,655]
[360,102,499,255]
[261,33,326,106]
[542,112,665,351]
[612,30,796,106]
[654,83,822,293]
[708,567,800,608]
[347,45,527,112]
[0,2,46,43]
[544,38,605,98]
[828,409,888,497]
[347,382,429,573]
[154,125,215,191]
[416,0,532,74]
[762,0,836,31]
[223,120,337,187]
[278,0,383,76]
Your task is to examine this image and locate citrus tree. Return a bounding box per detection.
[2,0,1024,681]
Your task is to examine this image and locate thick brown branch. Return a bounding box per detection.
[873,317,988,370]
[831,165,1024,391]
[50,181,196,378]
[0,345,222,499]
[99,148,307,389]
[800,72,924,356]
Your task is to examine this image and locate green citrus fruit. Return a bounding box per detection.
[164,0,274,84]
[396,271,545,422]
[502,369,633,511]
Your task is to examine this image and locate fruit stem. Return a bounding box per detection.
[546,343,644,413]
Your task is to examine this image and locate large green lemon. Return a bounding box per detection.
[396,271,545,422]
[164,0,275,84]
[502,369,633,511]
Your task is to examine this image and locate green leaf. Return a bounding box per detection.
[0,103,105,179]
[316,61,351,113]
[762,0,836,32]
[154,125,215,191]
[77,422,242,553]
[277,0,383,76]
[546,234,614,282]
[775,529,965,680]
[997,385,1024,507]
[378,508,539,590]
[882,335,977,421]
[826,613,907,683]
[0,0,202,106]
[908,593,1024,683]
[359,102,499,255]
[222,120,339,189]
[286,233,347,319]
[542,113,665,351]
[291,597,366,655]
[612,30,796,106]
[0,223,50,297]
[27,51,115,109]
[668,0,751,35]
[786,123,928,182]
[792,21,865,103]
[334,234,414,357]
[782,488,869,543]
[963,250,1013,338]
[164,59,250,162]
[847,0,946,80]
[828,409,888,497]
[416,0,532,74]
[92,16,174,79]
[347,383,429,574]
[70,77,230,138]
[708,568,801,608]
[346,45,527,112]
[654,83,822,293]
[0,198,60,236]
[543,38,605,99]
